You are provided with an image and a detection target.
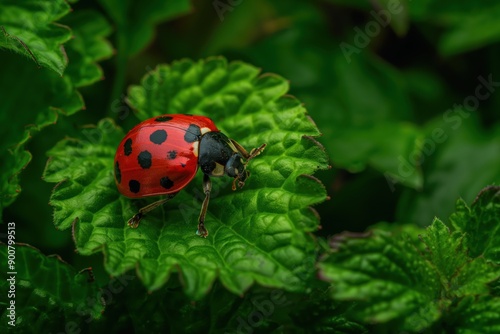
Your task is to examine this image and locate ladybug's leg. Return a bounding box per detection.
[128,193,178,228]
[196,174,212,238]
[230,139,266,161]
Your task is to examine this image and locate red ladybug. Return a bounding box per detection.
[114,114,266,237]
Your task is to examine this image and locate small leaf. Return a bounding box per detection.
[0,243,104,331]
[450,185,500,263]
[420,219,468,282]
[420,219,497,296]
[44,58,329,299]
[61,9,114,87]
[0,0,72,75]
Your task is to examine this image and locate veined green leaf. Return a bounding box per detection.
[319,187,500,332]
[450,186,500,264]
[0,0,72,75]
[420,219,497,297]
[43,58,329,299]
[318,228,441,330]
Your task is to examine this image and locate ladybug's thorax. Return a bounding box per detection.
[198,132,246,180]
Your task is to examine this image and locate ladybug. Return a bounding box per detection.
[114,114,266,237]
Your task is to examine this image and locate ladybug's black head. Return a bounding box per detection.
[225,153,249,186]
[198,132,243,174]
[198,132,252,188]
[199,131,265,190]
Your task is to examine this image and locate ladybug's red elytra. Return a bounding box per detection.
[114,114,266,237]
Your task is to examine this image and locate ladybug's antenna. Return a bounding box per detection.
[232,143,267,190]
[245,143,267,164]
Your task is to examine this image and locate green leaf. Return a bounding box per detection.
[43,58,329,299]
[0,0,72,75]
[420,219,497,297]
[450,186,500,264]
[447,296,500,334]
[409,1,500,55]
[420,219,468,285]
[0,53,81,216]
[98,0,191,57]
[439,8,500,56]
[0,8,113,217]
[318,228,441,330]
[0,243,104,331]
[61,9,114,87]
[320,215,500,331]
[397,116,500,227]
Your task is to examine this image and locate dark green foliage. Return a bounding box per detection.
[1,0,500,332]
[319,189,500,332]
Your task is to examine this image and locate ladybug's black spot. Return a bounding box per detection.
[180,163,186,168]
[160,176,174,190]
[150,129,167,145]
[155,116,173,122]
[124,138,133,156]
[129,180,141,193]
[115,161,122,184]
[138,150,152,169]
[184,124,201,143]
[167,150,177,159]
